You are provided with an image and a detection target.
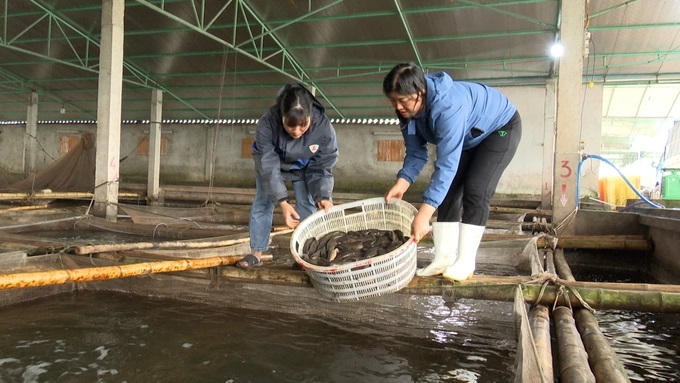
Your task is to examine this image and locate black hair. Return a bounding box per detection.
[382,63,427,96]
[276,83,314,127]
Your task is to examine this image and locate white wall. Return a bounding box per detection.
[0,83,605,200]
[497,86,547,195]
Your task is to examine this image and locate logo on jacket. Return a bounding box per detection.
[309,144,319,153]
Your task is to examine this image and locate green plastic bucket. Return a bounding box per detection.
[662,169,680,200]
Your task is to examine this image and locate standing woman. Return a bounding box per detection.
[236,83,339,269]
[382,63,521,281]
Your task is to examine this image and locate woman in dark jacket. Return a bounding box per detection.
[236,83,339,268]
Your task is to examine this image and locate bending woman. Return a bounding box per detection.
[236,83,339,269]
[382,63,521,281]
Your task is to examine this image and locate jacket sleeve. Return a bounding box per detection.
[397,121,429,185]
[305,120,338,203]
[252,113,289,204]
[421,105,466,208]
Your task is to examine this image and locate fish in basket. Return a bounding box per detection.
[290,197,418,302]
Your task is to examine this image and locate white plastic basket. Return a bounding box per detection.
[290,197,418,301]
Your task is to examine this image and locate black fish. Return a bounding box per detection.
[300,229,409,266]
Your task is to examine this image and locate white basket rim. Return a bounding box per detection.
[289,197,417,273]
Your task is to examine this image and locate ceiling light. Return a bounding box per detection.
[550,42,564,58]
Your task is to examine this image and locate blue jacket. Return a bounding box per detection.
[252,89,338,204]
[397,72,516,208]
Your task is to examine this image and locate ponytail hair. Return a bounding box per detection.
[276,83,314,127]
[382,63,426,96]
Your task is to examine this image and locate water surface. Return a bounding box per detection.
[0,291,516,383]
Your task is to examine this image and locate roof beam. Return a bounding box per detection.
[0,1,211,119]
[234,0,343,49]
[589,22,680,31]
[254,0,557,27]
[588,0,645,19]
[393,0,422,67]
[456,0,556,28]
[0,66,92,118]
[134,0,345,118]
[233,0,345,118]
[276,29,554,50]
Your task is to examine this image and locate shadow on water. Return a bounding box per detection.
[0,291,516,383]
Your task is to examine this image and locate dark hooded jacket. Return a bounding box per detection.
[252,86,338,205]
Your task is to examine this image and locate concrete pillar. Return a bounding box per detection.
[147,88,163,203]
[552,0,586,235]
[24,91,39,178]
[93,0,124,220]
[204,125,216,182]
[542,79,556,210]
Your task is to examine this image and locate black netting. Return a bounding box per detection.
[1,132,95,193]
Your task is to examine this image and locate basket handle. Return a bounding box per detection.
[324,197,387,214]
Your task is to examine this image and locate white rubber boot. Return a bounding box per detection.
[416,222,459,277]
[443,223,485,281]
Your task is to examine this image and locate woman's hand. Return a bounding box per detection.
[317,199,333,212]
[384,178,411,204]
[280,201,301,228]
[411,204,436,243]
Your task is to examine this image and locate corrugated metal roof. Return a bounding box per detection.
[0,0,679,151]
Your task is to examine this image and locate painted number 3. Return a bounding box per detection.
[560,160,572,178]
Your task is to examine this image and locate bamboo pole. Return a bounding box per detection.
[120,184,385,205]
[486,219,524,230]
[529,305,554,382]
[554,236,652,251]
[545,249,556,275]
[0,204,49,212]
[417,234,651,251]
[97,251,272,265]
[554,248,575,280]
[219,265,310,285]
[408,275,680,294]
[134,244,251,259]
[546,248,596,383]
[554,306,596,383]
[210,208,285,226]
[402,276,680,312]
[489,205,552,217]
[522,235,649,251]
[554,249,631,383]
[0,192,140,201]
[0,254,254,290]
[574,309,630,383]
[525,282,680,312]
[66,228,293,255]
[67,237,243,254]
[72,216,239,240]
[528,247,554,383]
[514,287,551,383]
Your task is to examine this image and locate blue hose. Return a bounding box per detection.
[577,154,664,209]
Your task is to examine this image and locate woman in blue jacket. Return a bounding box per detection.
[382,63,521,281]
[236,83,339,268]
